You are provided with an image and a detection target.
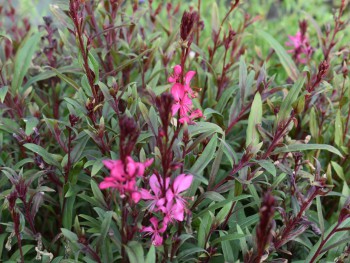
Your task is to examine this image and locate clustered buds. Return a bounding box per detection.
[180,11,198,45]
[156,93,174,130]
[119,115,140,160]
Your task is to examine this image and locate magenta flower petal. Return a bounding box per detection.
[184,70,196,85]
[131,191,141,203]
[102,160,117,169]
[149,174,161,196]
[174,65,182,75]
[140,189,154,200]
[173,174,193,194]
[153,234,163,246]
[171,83,185,101]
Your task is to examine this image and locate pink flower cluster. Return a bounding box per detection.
[286,31,313,64]
[100,157,153,203]
[100,158,193,246]
[140,173,193,246]
[169,65,203,124]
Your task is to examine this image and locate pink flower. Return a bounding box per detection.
[99,157,153,203]
[164,202,185,222]
[142,217,167,246]
[140,174,169,211]
[166,174,193,208]
[171,83,193,116]
[184,70,196,95]
[286,31,313,64]
[179,109,203,124]
[169,65,202,124]
[168,65,182,83]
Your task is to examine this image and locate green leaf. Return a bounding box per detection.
[9,245,34,261]
[126,241,144,263]
[239,56,248,104]
[61,228,78,242]
[316,196,325,235]
[88,52,99,84]
[246,92,262,147]
[145,245,156,263]
[257,30,299,81]
[272,144,343,157]
[98,211,113,244]
[198,211,213,248]
[194,195,252,219]
[309,107,318,140]
[23,117,39,136]
[219,231,235,262]
[331,161,346,181]
[209,140,224,187]
[12,32,42,92]
[276,77,305,126]
[190,134,218,176]
[334,110,343,147]
[62,194,76,229]
[255,160,276,177]
[0,86,8,103]
[212,233,247,245]
[23,143,61,168]
[0,233,7,259]
[91,180,108,208]
[188,122,224,136]
[51,67,80,91]
[211,2,220,34]
[177,247,208,260]
[306,218,350,262]
[70,134,90,164]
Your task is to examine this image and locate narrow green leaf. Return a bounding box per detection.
[145,245,156,263]
[316,196,325,235]
[277,77,305,126]
[331,161,346,181]
[61,228,78,242]
[272,144,343,157]
[190,134,218,176]
[51,68,80,91]
[239,56,248,104]
[88,52,100,84]
[211,2,220,34]
[334,110,343,147]
[194,195,252,219]
[246,92,262,147]
[219,231,235,262]
[0,86,8,103]
[12,32,42,92]
[255,160,276,177]
[23,143,61,168]
[212,233,247,245]
[126,241,144,263]
[257,30,299,81]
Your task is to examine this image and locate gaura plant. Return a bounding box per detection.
[0,0,350,262]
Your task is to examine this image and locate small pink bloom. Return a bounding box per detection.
[131,191,142,203]
[179,109,203,124]
[171,84,193,117]
[168,65,182,83]
[100,157,153,203]
[164,202,185,222]
[166,174,193,207]
[140,174,169,211]
[285,31,313,64]
[142,217,167,246]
